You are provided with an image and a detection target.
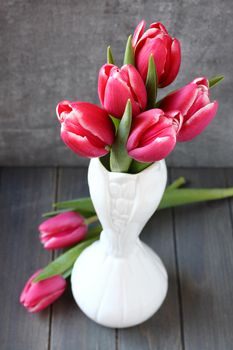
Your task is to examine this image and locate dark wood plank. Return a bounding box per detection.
[0,168,56,350]
[118,171,183,350]
[172,168,233,350]
[50,167,116,350]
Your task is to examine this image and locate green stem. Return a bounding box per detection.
[62,267,73,279]
[129,160,153,174]
[158,187,233,210]
[85,215,98,225]
[166,177,186,191]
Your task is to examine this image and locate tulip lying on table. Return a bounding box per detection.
[39,211,87,250]
[20,270,66,312]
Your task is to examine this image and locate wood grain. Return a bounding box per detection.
[0,168,56,350]
[172,168,233,350]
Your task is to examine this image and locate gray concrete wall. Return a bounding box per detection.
[1,0,232,166]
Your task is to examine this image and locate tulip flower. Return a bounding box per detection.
[132,20,181,88]
[98,64,147,118]
[20,270,66,312]
[160,77,219,141]
[56,101,115,157]
[127,109,182,162]
[39,211,87,250]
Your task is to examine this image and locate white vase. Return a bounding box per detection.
[71,158,168,328]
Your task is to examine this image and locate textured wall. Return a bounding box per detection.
[0,0,232,166]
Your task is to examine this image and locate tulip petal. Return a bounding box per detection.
[177,101,218,141]
[136,37,167,81]
[127,109,162,151]
[150,22,169,34]
[98,64,115,106]
[159,38,181,88]
[56,101,73,123]
[39,212,84,235]
[192,76,209,88]
[20,270,42,303]
[20,272,66,312]
[28,289,65,313]
[160,83,198,115]
[42,225,87,250]
[69,102,114,145]
[132,20,146,48]
[185,92,210,120]
[124,64,147,110]
[128,131,176,162]
[104,74,141,118]
[61,129,108,158]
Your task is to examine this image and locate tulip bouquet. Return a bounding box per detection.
[20,20,230,316]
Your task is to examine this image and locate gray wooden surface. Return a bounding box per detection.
[1,0,232,167]
[1,166,233,350]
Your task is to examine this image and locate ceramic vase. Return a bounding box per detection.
[71,158,168,328]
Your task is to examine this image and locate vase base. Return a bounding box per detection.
[71,239,168,328]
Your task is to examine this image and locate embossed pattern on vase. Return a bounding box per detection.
[106,174,136,257]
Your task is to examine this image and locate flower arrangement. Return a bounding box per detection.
[20,20,230,319]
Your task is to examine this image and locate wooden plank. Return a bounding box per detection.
[50,167,116,350]
[0,168,56,350]
[118,171,182,350]
[172,168,233,350]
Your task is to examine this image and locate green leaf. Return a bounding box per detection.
[110,115,121,132]
[166,177,186,191]
[107,46,115,65]
[62,267,73,279]
[123,35,135,65]
[33,236,99,283]
[110,100,133,172]
[209,75,224,88]
[100,153,111,171]
[146,54,157,108]
[54,197,95,212]
[86,224,102,239]
[42,208,78,218]
[158,187,233,210]
[129,160,152,174]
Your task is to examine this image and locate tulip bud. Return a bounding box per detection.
[39,211,87,250]
[127,109,181,162]
[56,101,115,158]
[98,64,147,118]
[132,20,181,88]
[20,270,66,312]
[160,77,218,141]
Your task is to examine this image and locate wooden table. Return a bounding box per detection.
[1,167,233,350]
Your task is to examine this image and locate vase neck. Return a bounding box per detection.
[100,229,140,257]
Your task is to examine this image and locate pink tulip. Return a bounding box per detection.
[132,20,181,88]
[98,64,147,118]
[127,109,182,162]
[20,270,66,313]
[56,101,115,157]
[39,211,87,250]
[160,77,219,141]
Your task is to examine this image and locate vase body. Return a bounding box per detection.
[71,158,168,328]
